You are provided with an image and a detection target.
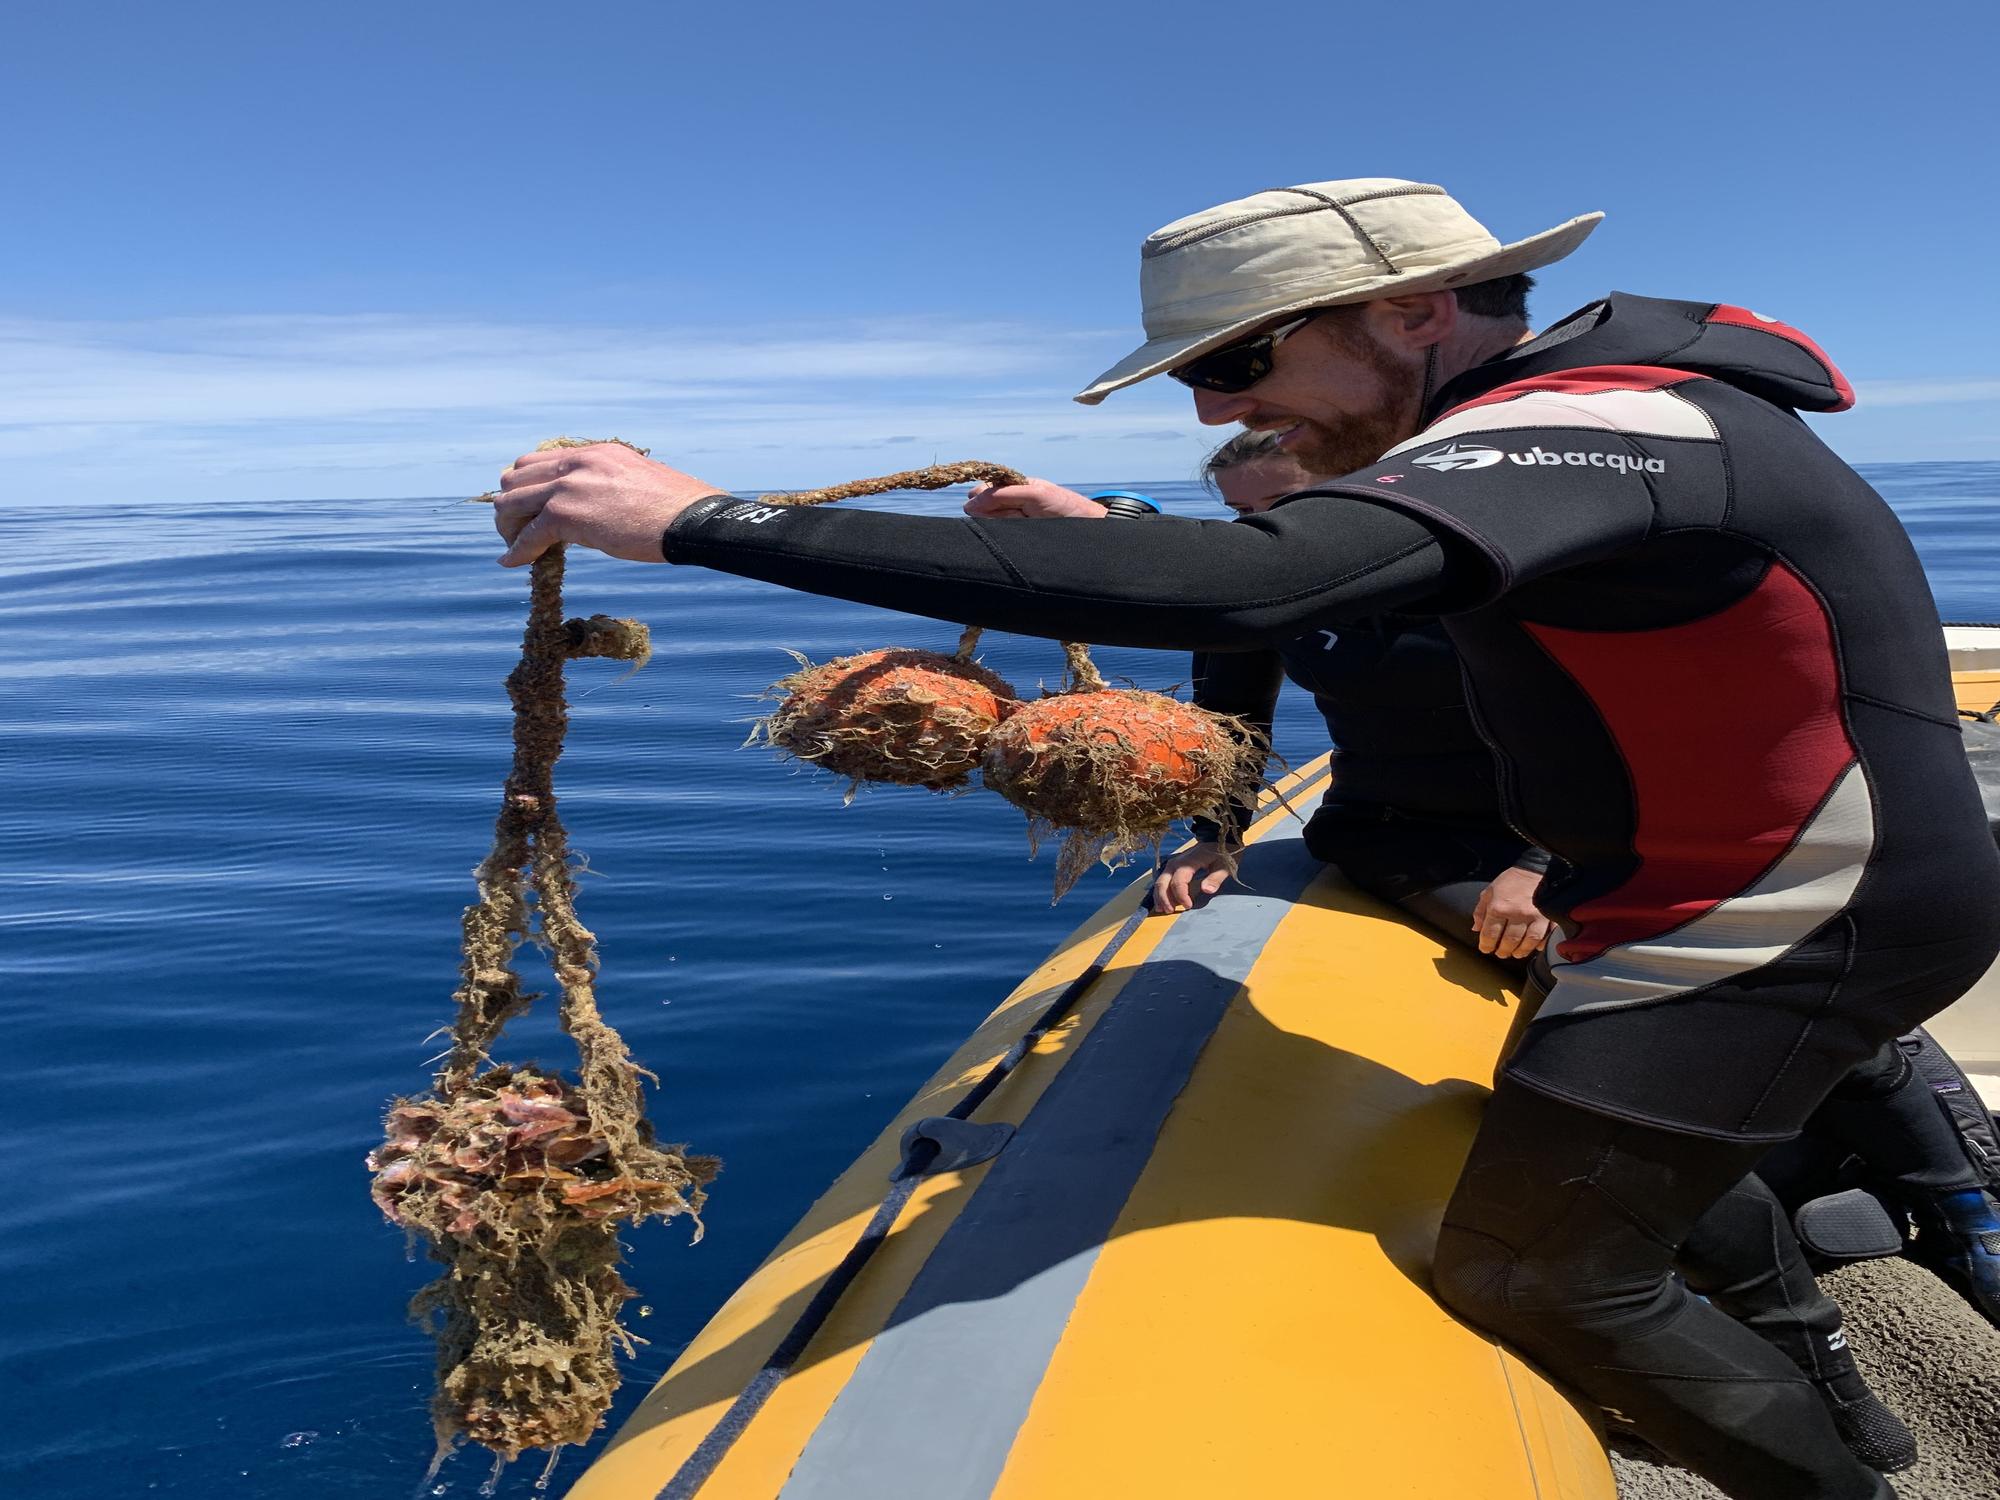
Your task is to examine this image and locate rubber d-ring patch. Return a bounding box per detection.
[891,1117,1016,1179]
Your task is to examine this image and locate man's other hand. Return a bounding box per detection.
[1471,864,1552,960]
[964,477,1108,519]
[493,443,724,566]
[1152,842,1237,914]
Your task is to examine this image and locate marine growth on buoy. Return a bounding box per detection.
[983,644,1264,897]
[758,644,1018,794]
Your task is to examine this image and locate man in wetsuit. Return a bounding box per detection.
[489,179,2000,1499]
[968,435,1993,1475]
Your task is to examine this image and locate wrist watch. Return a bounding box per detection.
[1088,490,1162,519]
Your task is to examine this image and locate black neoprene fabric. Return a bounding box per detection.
[667,490,1468,649]
[1434,1080,1889,1500]
[1815,1042,1985,1194]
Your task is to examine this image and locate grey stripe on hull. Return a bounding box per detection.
[775,824,1325,1500]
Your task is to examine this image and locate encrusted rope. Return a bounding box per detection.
[374,439,715,1470]
[760,460,1024,507]
[444,440,662,1133]
[443,553,650,1135]
[759,463,1116,689]
[760,462,1037,682]
[1059,640,1108,694]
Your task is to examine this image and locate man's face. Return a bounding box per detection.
[1215,456,1317,515]
[1184,307,1427,478]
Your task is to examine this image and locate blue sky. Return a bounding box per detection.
[4,1,1997,503]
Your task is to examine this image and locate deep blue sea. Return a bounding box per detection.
[5,464,1999,1499]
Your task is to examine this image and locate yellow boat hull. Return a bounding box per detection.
[571,754,1615,1499]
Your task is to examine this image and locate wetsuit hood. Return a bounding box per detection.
[1430,292,1858,421]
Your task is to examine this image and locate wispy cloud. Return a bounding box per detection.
[0,311,1206,500]
[14,310,1982,502]
[0,312,1093,425]
[1852,377,2000,408]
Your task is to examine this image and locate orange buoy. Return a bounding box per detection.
[758,645,1018,793]
[983,687,1252,830]
[981,645,1263,896]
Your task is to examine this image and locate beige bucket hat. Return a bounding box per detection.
[1074,178,1602,405]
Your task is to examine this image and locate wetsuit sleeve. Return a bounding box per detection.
[662,494,1479,652]
[1513,845,1554,876]
[1301,430,1662,600]
[1186,647,1284,846]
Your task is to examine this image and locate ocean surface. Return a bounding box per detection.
[4,463,1998,1499]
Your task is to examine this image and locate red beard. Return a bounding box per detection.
[1285,327,1427,477]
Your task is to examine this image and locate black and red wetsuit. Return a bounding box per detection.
[664,294,2000,1496]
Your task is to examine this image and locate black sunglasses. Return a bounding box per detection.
[1169,311,1321,394]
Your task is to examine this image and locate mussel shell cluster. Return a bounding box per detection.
[369,1065,688,1242]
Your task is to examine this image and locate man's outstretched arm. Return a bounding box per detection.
[492,443,1475,653]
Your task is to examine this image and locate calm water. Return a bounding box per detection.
[4,465,1998,1498]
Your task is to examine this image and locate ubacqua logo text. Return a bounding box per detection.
[1506,447,1664,474]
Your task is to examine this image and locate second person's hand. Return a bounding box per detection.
[1151,842,1238,914]
[1471,864,1552,960]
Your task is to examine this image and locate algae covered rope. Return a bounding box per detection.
[760,460,1024,507]
[370,439,715,1469]
[1059,640,1108,693]
[465,458,1026,514]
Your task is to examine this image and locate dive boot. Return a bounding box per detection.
[1809,1364,1918,1475]
[1910,1186,2000,1326]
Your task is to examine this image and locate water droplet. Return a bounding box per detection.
[637,1304,653,1317]
[419,1436,456,1495]
[534,1449,564,1492]
[280,1431,318,1449]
